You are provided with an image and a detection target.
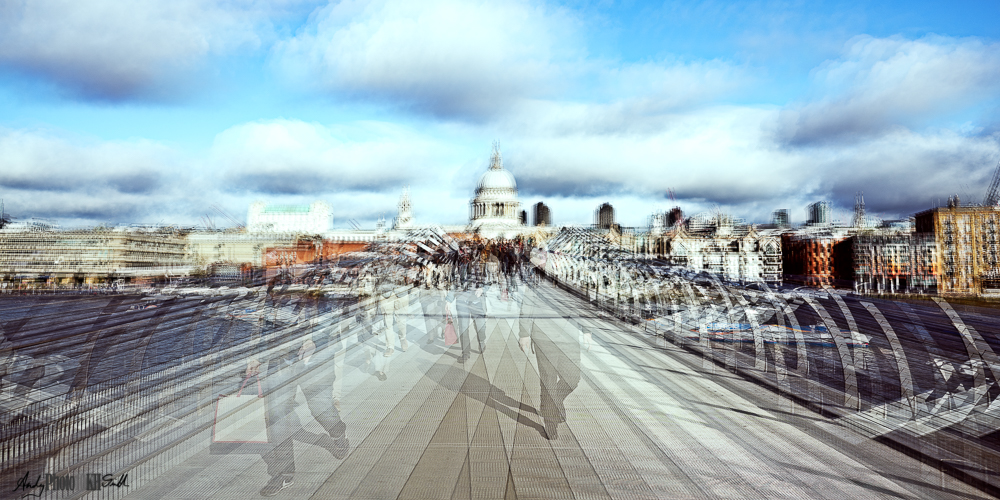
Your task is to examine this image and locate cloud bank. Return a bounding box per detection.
[776,35,1000,145]
[0,129,187,223]
[3,1,999,229]
[274,0,579,120]
[0,0,316,100]
[211,119,457,195]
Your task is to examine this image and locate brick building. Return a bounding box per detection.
[850,233,938,294]
[781,232,853,287]
[915,204,1000,295]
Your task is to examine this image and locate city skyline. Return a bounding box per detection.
[2,1,1000,229]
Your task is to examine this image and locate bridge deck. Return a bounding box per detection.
[102,283,989,499]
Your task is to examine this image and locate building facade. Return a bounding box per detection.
[187,231,299,269]
[394,188,413,230]
[771,209,790,228]
[533,202,551,227]
[781,231,852,287]
[247,201,332,234]
[596,203,615,229]
[851,232,938,294]
[807,201,832,225]
[657,226,782,283]
[0,227,189,284]
[915,205,1000,295]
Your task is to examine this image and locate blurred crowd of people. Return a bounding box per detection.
[246,236,580,496]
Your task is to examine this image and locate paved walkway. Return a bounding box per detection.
[125,282,989,500]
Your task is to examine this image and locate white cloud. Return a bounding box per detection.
[272,0,755,122]
[0,121,485,228]
[0,0,315,100]
[500,105,795,199]
[0,128,193,224]
[273,0,580,119]
[803,128,1000,213]
[210,119,464,195]
[776,35,1000,144]
[480,98,1000,225]
[3,109,994,229]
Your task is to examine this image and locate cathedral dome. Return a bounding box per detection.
[469,142,523,233]
[476,168,517,193]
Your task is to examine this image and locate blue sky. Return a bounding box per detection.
[1,0,999,228]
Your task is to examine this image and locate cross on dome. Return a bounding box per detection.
[490,141,503,171]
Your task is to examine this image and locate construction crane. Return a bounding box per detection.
[984,157,1000,207]
[211,204,245,229]
[852,191,866,228]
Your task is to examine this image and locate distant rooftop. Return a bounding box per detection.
[262,205,311,214]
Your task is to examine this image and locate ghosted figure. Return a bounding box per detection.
[247,296,349,496]
[443,286,458,347]
[359,297,388,380]
[517,284,581,440]
[378,289,399,356]
[392,288,410,352]
[420,285,444,344]
[456,283,487,361]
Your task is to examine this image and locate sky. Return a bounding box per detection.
[1,0,1000,229]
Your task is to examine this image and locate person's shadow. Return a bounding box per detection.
[427,362,545,436]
